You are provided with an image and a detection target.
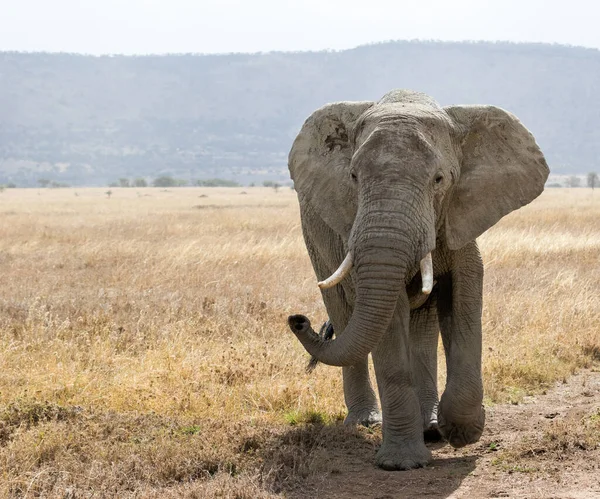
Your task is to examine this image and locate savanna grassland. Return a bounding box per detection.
[0,187,598,498]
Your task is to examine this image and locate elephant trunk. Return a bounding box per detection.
[289,246,409,366]
[289,193,434,366]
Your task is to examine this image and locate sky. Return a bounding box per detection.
[1,0,598,55]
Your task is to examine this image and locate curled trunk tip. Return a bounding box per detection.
[288,314,311,334]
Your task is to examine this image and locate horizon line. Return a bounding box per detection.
[1,38,599,58]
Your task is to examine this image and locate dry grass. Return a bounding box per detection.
[0,186,598,496]
[478,189,600,403]
[491,405,600,475]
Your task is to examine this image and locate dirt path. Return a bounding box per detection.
[292,370,600,499]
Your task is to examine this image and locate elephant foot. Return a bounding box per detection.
[344,408,382,427]
[375,440,432,471]
[421,401,440,441]
[423,426,442,442]
[438,404,485,448]
[423,416,442,442]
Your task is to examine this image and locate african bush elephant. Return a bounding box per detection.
[287,90,549,470]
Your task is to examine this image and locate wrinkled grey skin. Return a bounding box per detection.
[287,90,549,470]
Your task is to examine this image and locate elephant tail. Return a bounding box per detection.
[306,320,335,373]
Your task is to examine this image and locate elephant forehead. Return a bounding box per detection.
[355,105,453,145]
[353,126,446,167]
[365,100,449,122]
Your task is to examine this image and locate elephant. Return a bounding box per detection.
[286,90,549,470]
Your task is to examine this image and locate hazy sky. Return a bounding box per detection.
[1,0,598,55]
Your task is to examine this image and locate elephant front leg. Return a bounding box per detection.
[410,295,440,440]
[437,241,485,448]
[372,293,431,470]
[343,360,381,426]
[318,319,380,426]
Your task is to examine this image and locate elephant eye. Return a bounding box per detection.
[351,172,358,182]
[434,173,444,185]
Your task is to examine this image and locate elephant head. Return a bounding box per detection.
[288,90,548,366]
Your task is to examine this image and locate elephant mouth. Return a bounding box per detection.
[318,250,434,296]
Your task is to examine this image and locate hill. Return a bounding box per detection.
[1,41,599,186]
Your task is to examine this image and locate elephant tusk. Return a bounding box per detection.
[420,252,434,295]
[318,252,353,289]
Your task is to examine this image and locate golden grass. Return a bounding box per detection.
[0,186,598,496]
[478,189,600,403]
[492,405,600,474]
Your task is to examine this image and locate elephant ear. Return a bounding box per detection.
[444,105,549,250]
[289,101,374,238]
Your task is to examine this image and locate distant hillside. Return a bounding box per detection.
[1,41,599,186]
